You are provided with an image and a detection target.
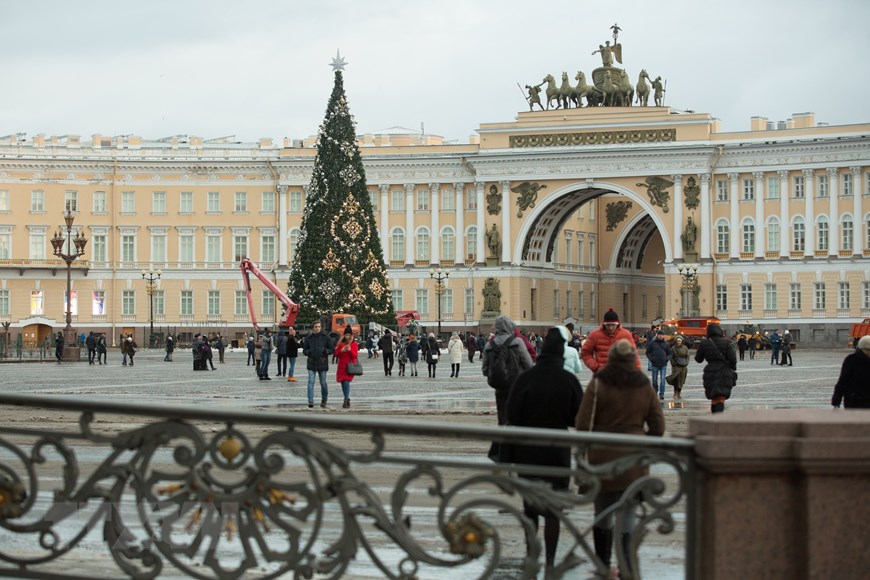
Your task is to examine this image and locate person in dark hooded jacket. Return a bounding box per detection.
[694,322,737,413]
[482,315,534,424]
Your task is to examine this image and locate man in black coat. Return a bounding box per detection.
[85,333,97,365]
[505,327,583,572]
[695,323,737,413]
[645,330,672,400]
[378,330,396,376]
[303,320,335,408]
[832,335,870,408]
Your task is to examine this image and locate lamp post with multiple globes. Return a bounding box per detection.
[50,211,87,361]
[677,264,700,317]
[428,267,449,337]
[141,268,162,348]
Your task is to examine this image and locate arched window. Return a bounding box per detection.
[715,219,730,254]
[816,216,829,252]
[390,227,404,262]
[792,216,805,252]
[766,216,780,252]
[741,217,755,253]
[466,225,478,262]
[440,226,455,262]
[841,214,854,251]
[287,228,301,263]
[415,227,430,262]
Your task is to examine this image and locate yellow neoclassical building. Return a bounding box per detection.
[1,105,868,347]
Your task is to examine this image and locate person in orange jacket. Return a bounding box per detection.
[580,308,639,374]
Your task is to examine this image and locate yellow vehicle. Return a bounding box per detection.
[734,323,772,351]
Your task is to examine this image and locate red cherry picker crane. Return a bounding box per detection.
[239,258,299,331]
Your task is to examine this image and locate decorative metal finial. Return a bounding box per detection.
[330,50,347,72]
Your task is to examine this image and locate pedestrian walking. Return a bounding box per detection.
[580,309,639,374]
[303,320,334,408]
[214,333,225,363]
[422,333,441,378]
[120,333,129,366]
[482,315,534,425]
[476,334,485,360]
[504,327,582,574]
[254,338,262,377]
[335,326,359,409]
[396,335,408,376]
[259,329,273,380]
[695,323,738,413]
[406,335,421,377]
[737,335,747,361]
[164,334,175,362]
[286,327,300,382]
[466,332,477,363]
[448,331,464,378]
[203,338,216,370]
[275,330,288,376]
[769,329,782,365]
[832,335,870,408]
[780,330,793,366]
[556,325,583,376]
[378,330,395,376]
[666,336,690,399]
[126,336,137,366]
[192,334,204,371]
[54,331,64,364]
[246,335,255,366]
[365,333,375,359]
[748,336,756,360]
[645,330,671,400]
[575,339,665,580]
[85,332,97,365]
[96,334,107,364]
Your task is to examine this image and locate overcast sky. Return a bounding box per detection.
[2,0,869,144]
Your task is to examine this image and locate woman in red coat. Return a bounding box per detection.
[335,325,359,409]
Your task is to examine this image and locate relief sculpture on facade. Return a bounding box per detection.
[605,200,633,231]
[511,181,547,218]
[636,176,673,213]
[486,184,501,216]
[683,176,700,210]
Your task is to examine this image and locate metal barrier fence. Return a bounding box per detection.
[0,394,695,579]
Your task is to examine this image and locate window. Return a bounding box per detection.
[31,190,45,212]
[817,216,829,251]
[766,217,780,252]
[233,233,249,262]
[838,282,850,310]
[814,282,826,310]
[0,289,9,316]
[466,226,477,261]
[92,290,105,315]
[767,176,780,199]
[391,289,403,311]
[416,189,429,211]
[792,217,805,252]
[261,191,274,213]
[207,290,221,316]
[154,290,165,316]
[179,232,194,263]
[369,190,378,211]
[817,174,828,198]
[90,190,106,213]
[564,237,572,263]
[415,228,430,261]
[467,190,477,210]
[716,180,728,201]
[180,191,193,213]
[792,176,805,199]
[121,191,135,213]
[261,233,275,263]
[441,227,455,261]
[64,191,78,213]
[121,234,136,262]
[740,284,752,311]
[122,290,135,316]
[442,288,453,316]
[151,232,167,263]
[0,228,11,259]
[716,219,730,254]
[765,283,777,310]
[742,218,755,253]
[841,215,854,251]
[390,228,405,262]
[207,192,220,213]
[92,234,106,263]
[842,173,853,196]
[442,189,455,211]
[391,189,404,211]
[152,191,167,213]
[206,232,221,263]
[588,235,596,267]
[790,283,801,310]
[742,179,754,201]
[288,228,300,263]
[577,236,585,265]
[864,282,870,310]
[235,291,247,316]
[29,229,45,260]
[553,290,560,318]
[234,192,247,213]
[0,190,8,211]
[465,287,474,315]
[262,291,274,318]
[180,290,193,316]
[716,284,727,311]
[415,288,429,316]
[289,191,302,213]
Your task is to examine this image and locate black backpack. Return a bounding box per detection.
[485,336,522,391]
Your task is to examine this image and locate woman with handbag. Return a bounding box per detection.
[335,325,360,409]
[668,336,691,399]
[423,333,440,378]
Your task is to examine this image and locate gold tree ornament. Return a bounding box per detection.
[369,279,384,298]
[323,249,340,271]
[349,283,366,303]
[343,219,362,239]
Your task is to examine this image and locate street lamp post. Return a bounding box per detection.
[141,268,162,348]
[50,211,87,361]
[429,267,449,337]
[677,264,699,317]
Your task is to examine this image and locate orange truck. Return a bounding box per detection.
[849,318,870,347]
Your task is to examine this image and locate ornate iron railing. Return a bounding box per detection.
[0,394,695,579]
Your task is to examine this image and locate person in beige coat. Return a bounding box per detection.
[447,332,464,378]
[575,339,665,578]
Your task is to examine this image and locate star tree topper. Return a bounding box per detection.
[330,50,347,72]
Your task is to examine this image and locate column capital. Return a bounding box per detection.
[778,170,789,180]
[379,183,390,194]
[454,182,465,193]
[753,171,765,181]
[429,182,440,194]
[700,173,710,184]
[404,183,416,194]
[671,174,683,183]
[827,167,839,178]
[728,172,739,183]
[803,168,814,179]
[850,166,862,177]
[276,185,288,195]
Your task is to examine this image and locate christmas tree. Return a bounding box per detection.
[288,52,396,327]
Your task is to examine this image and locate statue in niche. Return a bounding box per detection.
[681,216,698,254]
[636,176,673,213]
[482,277,502,313]
[511,181,547,218]
[605,200,633,231]
[684,176,700,210]
[486,224,501,259]
[486,184,501,215]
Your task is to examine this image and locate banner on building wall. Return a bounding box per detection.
[92,291,105,315]
[64,290,78,316]
[30,290,43,315]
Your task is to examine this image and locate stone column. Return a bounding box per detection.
[753,172,765,258]
[475,182,485,263]
[672,174,683,261]
[828,168,839,257]
[779,171,789,257]
[803,169,815,257]
[430,183,440,265]
[700,174,711,260]
[851,167,863,255]
[501,180,511,264]
[405,183,415,265]
[454,183,465,263]
[728,173,739,258]
[379,184,390,258]
[277,185,288,266]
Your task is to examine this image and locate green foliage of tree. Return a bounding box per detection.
[288,70,396,327]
